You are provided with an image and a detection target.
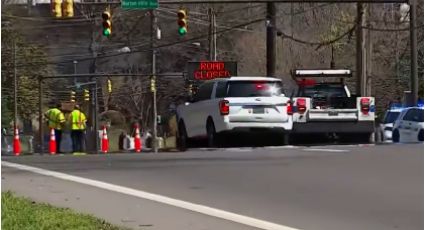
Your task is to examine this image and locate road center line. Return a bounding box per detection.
[2,161,300,230]
[302,148,349,153]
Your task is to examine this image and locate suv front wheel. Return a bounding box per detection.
[177,121,189,151]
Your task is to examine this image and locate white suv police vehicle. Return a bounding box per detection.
[379,104,404,142]
[176,77,293,150]
[392,107,424,143]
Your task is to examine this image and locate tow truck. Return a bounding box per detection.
[291,69,375,142]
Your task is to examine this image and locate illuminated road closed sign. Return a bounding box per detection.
[186,61,237,81]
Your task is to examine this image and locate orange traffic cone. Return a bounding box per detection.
[134,124,142,153]
[49,128,56,155]
[13,128,21,156]
[101,126,109,153]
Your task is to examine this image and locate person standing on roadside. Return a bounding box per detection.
[69,105,87,153]
[44,102,66,153]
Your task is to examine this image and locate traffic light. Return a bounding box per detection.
[102,10,112,37]
[70,90,76,102]
[62,0,74,17]
[84,89,90,101]
[150,78,156,92]
[177,9,187,36]
[107,79,112,93]
[188,84,193,95]
[51,0,62,18]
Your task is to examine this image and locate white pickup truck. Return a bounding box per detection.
[291,69,375,142]
[176,77,293,150]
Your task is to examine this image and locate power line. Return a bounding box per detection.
[15,17,266,67]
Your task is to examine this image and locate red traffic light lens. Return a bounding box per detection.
[178,19,187,27]
[103,20,111,28]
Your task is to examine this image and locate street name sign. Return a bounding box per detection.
[122,0,158,9]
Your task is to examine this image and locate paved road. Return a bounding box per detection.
[2,143,423,230]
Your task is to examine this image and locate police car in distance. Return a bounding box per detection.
[379,104,404,142]
[392,106,424,143]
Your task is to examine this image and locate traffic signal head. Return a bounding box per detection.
[51,0,62,18]
[102,10,112,37]
[62,0,74,17]
[107,79,112,93]
[83,89,90,101]
[70,91,76,102]
[177,9,187,36]
[150,78,156,92]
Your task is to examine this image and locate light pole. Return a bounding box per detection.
[13,40,18,133]
[151,10,158,153]
[73,60,78,85]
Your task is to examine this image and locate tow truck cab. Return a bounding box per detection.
[291,69,375,140]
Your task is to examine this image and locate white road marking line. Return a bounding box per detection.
[2,161,300,230]
[302,148,349,153]
[263,146,299,149]
[225,148,253,152]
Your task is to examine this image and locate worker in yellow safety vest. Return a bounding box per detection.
[69,105,87,153]
[44,102,66,153]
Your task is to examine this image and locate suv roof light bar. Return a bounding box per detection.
[292,69,352,78]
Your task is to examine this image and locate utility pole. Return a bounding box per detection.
[94,80,99,153]
[38,77,43,154]
[356,3,367,96]
[213,10,217,61]
[209,8,213,60]
[366,4,372,96]
[266,2,276,77]
[151,9,158,153]
[13,40,18,133]
[209,8,217,61]
[409,0,418,106]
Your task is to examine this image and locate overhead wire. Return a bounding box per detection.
[13,17,266,67]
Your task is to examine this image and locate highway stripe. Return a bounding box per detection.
[302,148,349,153]
[225,148,253,152]
[2,161,300,230]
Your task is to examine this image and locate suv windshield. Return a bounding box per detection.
[299,84,347,98]
[227,81,283,97]
[384,111,401,123]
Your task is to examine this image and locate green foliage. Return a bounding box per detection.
[319,11,355,51]
[1,27,50,124]
[2,191,128,230]
[396,31,424,98]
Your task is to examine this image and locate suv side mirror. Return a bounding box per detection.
[187,95,195,103]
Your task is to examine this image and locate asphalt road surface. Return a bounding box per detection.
[2,143,423,230]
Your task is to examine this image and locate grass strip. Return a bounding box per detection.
[2,191,129,230]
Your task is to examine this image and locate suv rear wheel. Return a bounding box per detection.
[207,120,220,148]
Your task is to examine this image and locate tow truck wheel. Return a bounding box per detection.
[339,133,372,144]
[281,133,290,146]
[177,121,189,151]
